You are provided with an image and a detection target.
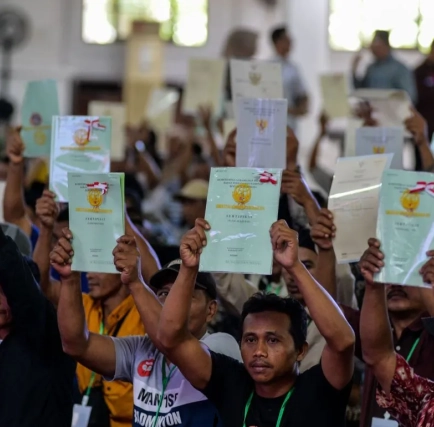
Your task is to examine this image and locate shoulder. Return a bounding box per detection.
[112,335,153,359]
[392,58,411,72]
[202,332,242,361]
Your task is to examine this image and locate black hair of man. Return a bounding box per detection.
[298,227,317,254]
[374,30,390,47]
[271,26,287,46]
[241,293,307,350]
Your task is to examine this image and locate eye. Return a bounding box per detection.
[157,291,169,299]
[243,336,256,344]
[267,337,279,344]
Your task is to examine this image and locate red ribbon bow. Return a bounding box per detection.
[409,181,434,197]
[84,118,106,141]
[86,182,108,195]
[259,171,277,185]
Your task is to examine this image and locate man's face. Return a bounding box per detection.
[241,311,302,384]
[370,36,389,59]
[276,34,291,56]
[0,286,12,329]
[386,285,424,314]
[156,283,216,337]
[181,199,206,228]
[282,248,317,302]
[87,273,123,300]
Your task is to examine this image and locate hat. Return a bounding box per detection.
[175,180,208,201]
[150,259,217,300]
[0,223,32,257]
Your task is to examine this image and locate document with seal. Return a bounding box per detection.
[236,98,287,168]
[376,170,434,287]
[49,116,112,202]
[68,172,125,274]
[199,167,282,274]
[328,154,393,264]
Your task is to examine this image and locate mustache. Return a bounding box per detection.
[249,359,272,368]
[387,287,408,299]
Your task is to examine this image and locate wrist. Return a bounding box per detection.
[285,260,305,276]
[40,223,54,234]
[60,272,80,284]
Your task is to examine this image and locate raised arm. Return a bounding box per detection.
[156,219,213,390]
[3,128,33,236]
[271,220,354,389]
[50,228,116,377]
[199,105,222,166]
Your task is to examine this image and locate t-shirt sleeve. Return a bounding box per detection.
[202,332,242,361]
[107,335,150,382]
[307,361,352,398]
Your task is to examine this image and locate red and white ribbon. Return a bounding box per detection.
[84,118,106,141]
[409,181,434,197]
[86,182,108,195]
[259,171,277,185]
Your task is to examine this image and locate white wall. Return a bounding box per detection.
[6,0,287,119]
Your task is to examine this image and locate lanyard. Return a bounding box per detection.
[265,283,283,295]
[243,387,294,427]
[405,336,421,362]
[153,358,176,427]
[81,321,104,406]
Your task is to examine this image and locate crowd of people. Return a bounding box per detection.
[1,24,434,427]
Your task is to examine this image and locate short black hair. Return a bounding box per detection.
[24,181,45,212]
[298,227,317,254]
[241,293,307,350]
[271,26,287,45]
[374,30,390,46]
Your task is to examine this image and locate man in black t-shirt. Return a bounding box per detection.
[156,218,355,427]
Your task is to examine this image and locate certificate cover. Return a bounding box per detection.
[329,154,393,264]
[200,167,282,274]
[68,172,125,274]
[320,73,350,119]
[376,170,434,287]
[145,87,179,132]
[49,116,112,202]
[356,127,404,169]
[236,98,287,168]
[21,79,59,158]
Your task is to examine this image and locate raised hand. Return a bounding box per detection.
[358,238,384,285]
[198,105,213,130]
[7,127,25,164]
[223,129,236,167]
[180,218,210,268]
[310,208,335,250]
[280,169,312,206]
[113,235,141,285]
[50,228,74,279]
[405,106,428,146]
[286,127,299,170]
[35,190,58,229]
[420,250,434,285]
[270,220,299,270]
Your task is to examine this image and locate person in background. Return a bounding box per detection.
[359,240,434,426]
[270,26,309,133]
[352,30,417,103]
[0,223,75,427]
[175,179,208,229]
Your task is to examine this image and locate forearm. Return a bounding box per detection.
[205,128,221,166]
[157,264,197,348]
[416,140,434,172]
[315,249,337,300]
[4,162,27,224]
[137,152,161,190]
[303,197,321,226]
[289,261,354,352]
[308,137,322,171]
[57,274,88,356]
[360,284,394,366]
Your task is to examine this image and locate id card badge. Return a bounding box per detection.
[371,418,398,427]
[72,404,92,427]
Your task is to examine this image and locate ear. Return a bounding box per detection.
[206,300,218,323]
[296,342,309,362]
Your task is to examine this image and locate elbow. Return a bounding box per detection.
[61,338,88,359]
[331,328,355,354]
[156,322,185,354]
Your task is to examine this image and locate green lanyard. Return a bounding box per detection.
[243,387,294,427]
[265,283,283,295]
[152,358,176,427]
[82,321,105,406]
[406,336,421,362]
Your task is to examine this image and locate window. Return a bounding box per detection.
[82,0,208,47]
[329,0,434,52]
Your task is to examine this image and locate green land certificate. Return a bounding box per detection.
[68,173,125,274]
[376,170,434,287]
[50,116,112,202]
[21,79,59,158]
[199,167,282,275]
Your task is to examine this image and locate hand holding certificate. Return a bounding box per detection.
[199,167,282,275]
[68,173,125,274]
[376,170,434,287]
[328,154,393,263]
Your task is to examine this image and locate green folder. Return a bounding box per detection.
[199,167,282,275]
[68,172,125,274]
[376,169,434,287]
[21,79,59,158]
[49,116,112,202]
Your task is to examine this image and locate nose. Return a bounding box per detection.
[253,339,268,358]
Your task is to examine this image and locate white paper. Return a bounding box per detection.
[344,118,364,157]
[0,182,5,223]
[182,58,226,115]
[320,73,350,118]
[88,102,126,162]
[230,59,283,119]
[236,98,288,168]
[72,404,92,427]
[329,154,393,264]
[371,418,398,427]
[356,127,404,169]
[145,88,179,132]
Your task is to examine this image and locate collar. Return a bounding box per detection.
[93,294,135,332]
[391,312,428,333]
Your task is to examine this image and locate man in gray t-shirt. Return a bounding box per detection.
[51,232,241,427]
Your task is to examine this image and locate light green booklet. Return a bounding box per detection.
[21,79,59,157]
[199,167,282,275]
[68,172,125,274]
[376,170,434,287]
[50,116,112,202]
